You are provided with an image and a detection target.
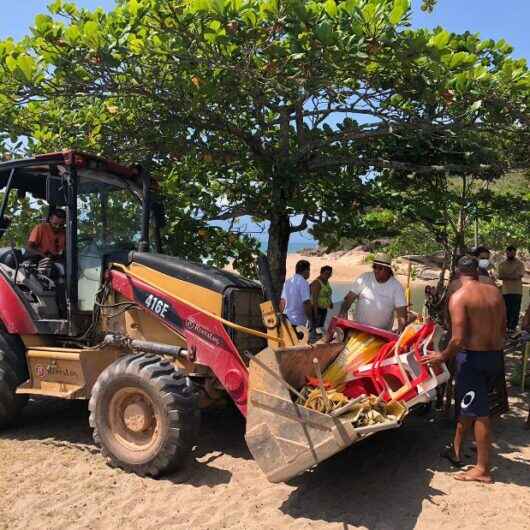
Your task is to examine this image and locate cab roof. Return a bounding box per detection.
[0,150,144,199]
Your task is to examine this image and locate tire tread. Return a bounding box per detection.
[89,353,200,477]
[0,330,28,428]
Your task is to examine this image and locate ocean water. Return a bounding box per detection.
[257,238,317,254]
[288,240,318,253]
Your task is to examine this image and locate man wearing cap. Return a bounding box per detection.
[497,245,525,333]
[421,256,506,483]
[338,253,407,333]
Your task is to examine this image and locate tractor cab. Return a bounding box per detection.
[0,151,159,336]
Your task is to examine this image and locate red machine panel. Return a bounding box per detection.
[0,274,37,335]
[109,270,249,415]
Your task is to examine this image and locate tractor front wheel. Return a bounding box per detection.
[89,354,200,477]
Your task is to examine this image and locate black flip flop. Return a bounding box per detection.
[441,446,464,468]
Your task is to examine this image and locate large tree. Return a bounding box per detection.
[0,0,528,293]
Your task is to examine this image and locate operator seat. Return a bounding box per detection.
[0,248,24,269]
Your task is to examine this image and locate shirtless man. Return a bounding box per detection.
[422,256,506,483]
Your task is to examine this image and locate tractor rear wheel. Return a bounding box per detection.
[89,354,200,477]
[0,331,29,429]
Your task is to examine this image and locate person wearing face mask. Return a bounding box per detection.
[497,246,525,333]
[472,246,496,286]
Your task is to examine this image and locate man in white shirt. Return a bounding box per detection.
[280,260,312,327]
[338,254,407,332]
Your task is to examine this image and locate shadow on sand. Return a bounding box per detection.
[280,417,445,530]
[279,399,529,529]
[2,371,528,521]
[0,397,250,488]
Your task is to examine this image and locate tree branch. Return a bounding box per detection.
[290,214,309,233]
[308,156,501,176]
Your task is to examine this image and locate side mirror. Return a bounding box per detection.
[46,176,68,207]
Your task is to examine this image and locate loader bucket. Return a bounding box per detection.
[245,343,402,483]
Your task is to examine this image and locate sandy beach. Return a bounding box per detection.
[286,250,374,284]
[0,251,528,530]
[1,352,529,530]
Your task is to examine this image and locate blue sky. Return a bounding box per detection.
[1,0,529,62]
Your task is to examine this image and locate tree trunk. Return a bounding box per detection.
[267,212,291,298]
[456,174,468,255]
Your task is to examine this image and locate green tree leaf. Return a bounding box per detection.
[449,51,476,67]
[389,0,410,25]
[5,55,17,72]
[34,14,53,33]
[428,29,450,49]
[315,20,335,45]
[128,0,139,16]
[340,0,359,16]
[83,20,99,41]
[324,0,338,18]
[17,54,36,81]
[48,0,63,15]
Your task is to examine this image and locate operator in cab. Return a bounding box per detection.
[27,208,67,316]
[27,208,66,259]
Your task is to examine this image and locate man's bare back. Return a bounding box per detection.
[449,281,506,352]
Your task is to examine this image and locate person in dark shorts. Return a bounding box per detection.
[422,256,506,483]
[497,246,525,333]
[456,350,504,418]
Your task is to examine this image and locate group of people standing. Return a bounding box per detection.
[280,245,528,484]
[423,246,527,484]
[280,253,409,335]
[279,260,334,335]
[468,245,526,333]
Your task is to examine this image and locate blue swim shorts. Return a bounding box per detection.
[455,349,504,418]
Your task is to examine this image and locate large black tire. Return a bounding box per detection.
[89,354,200,477]
[0,330,29,383]
[0,330,29,429]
